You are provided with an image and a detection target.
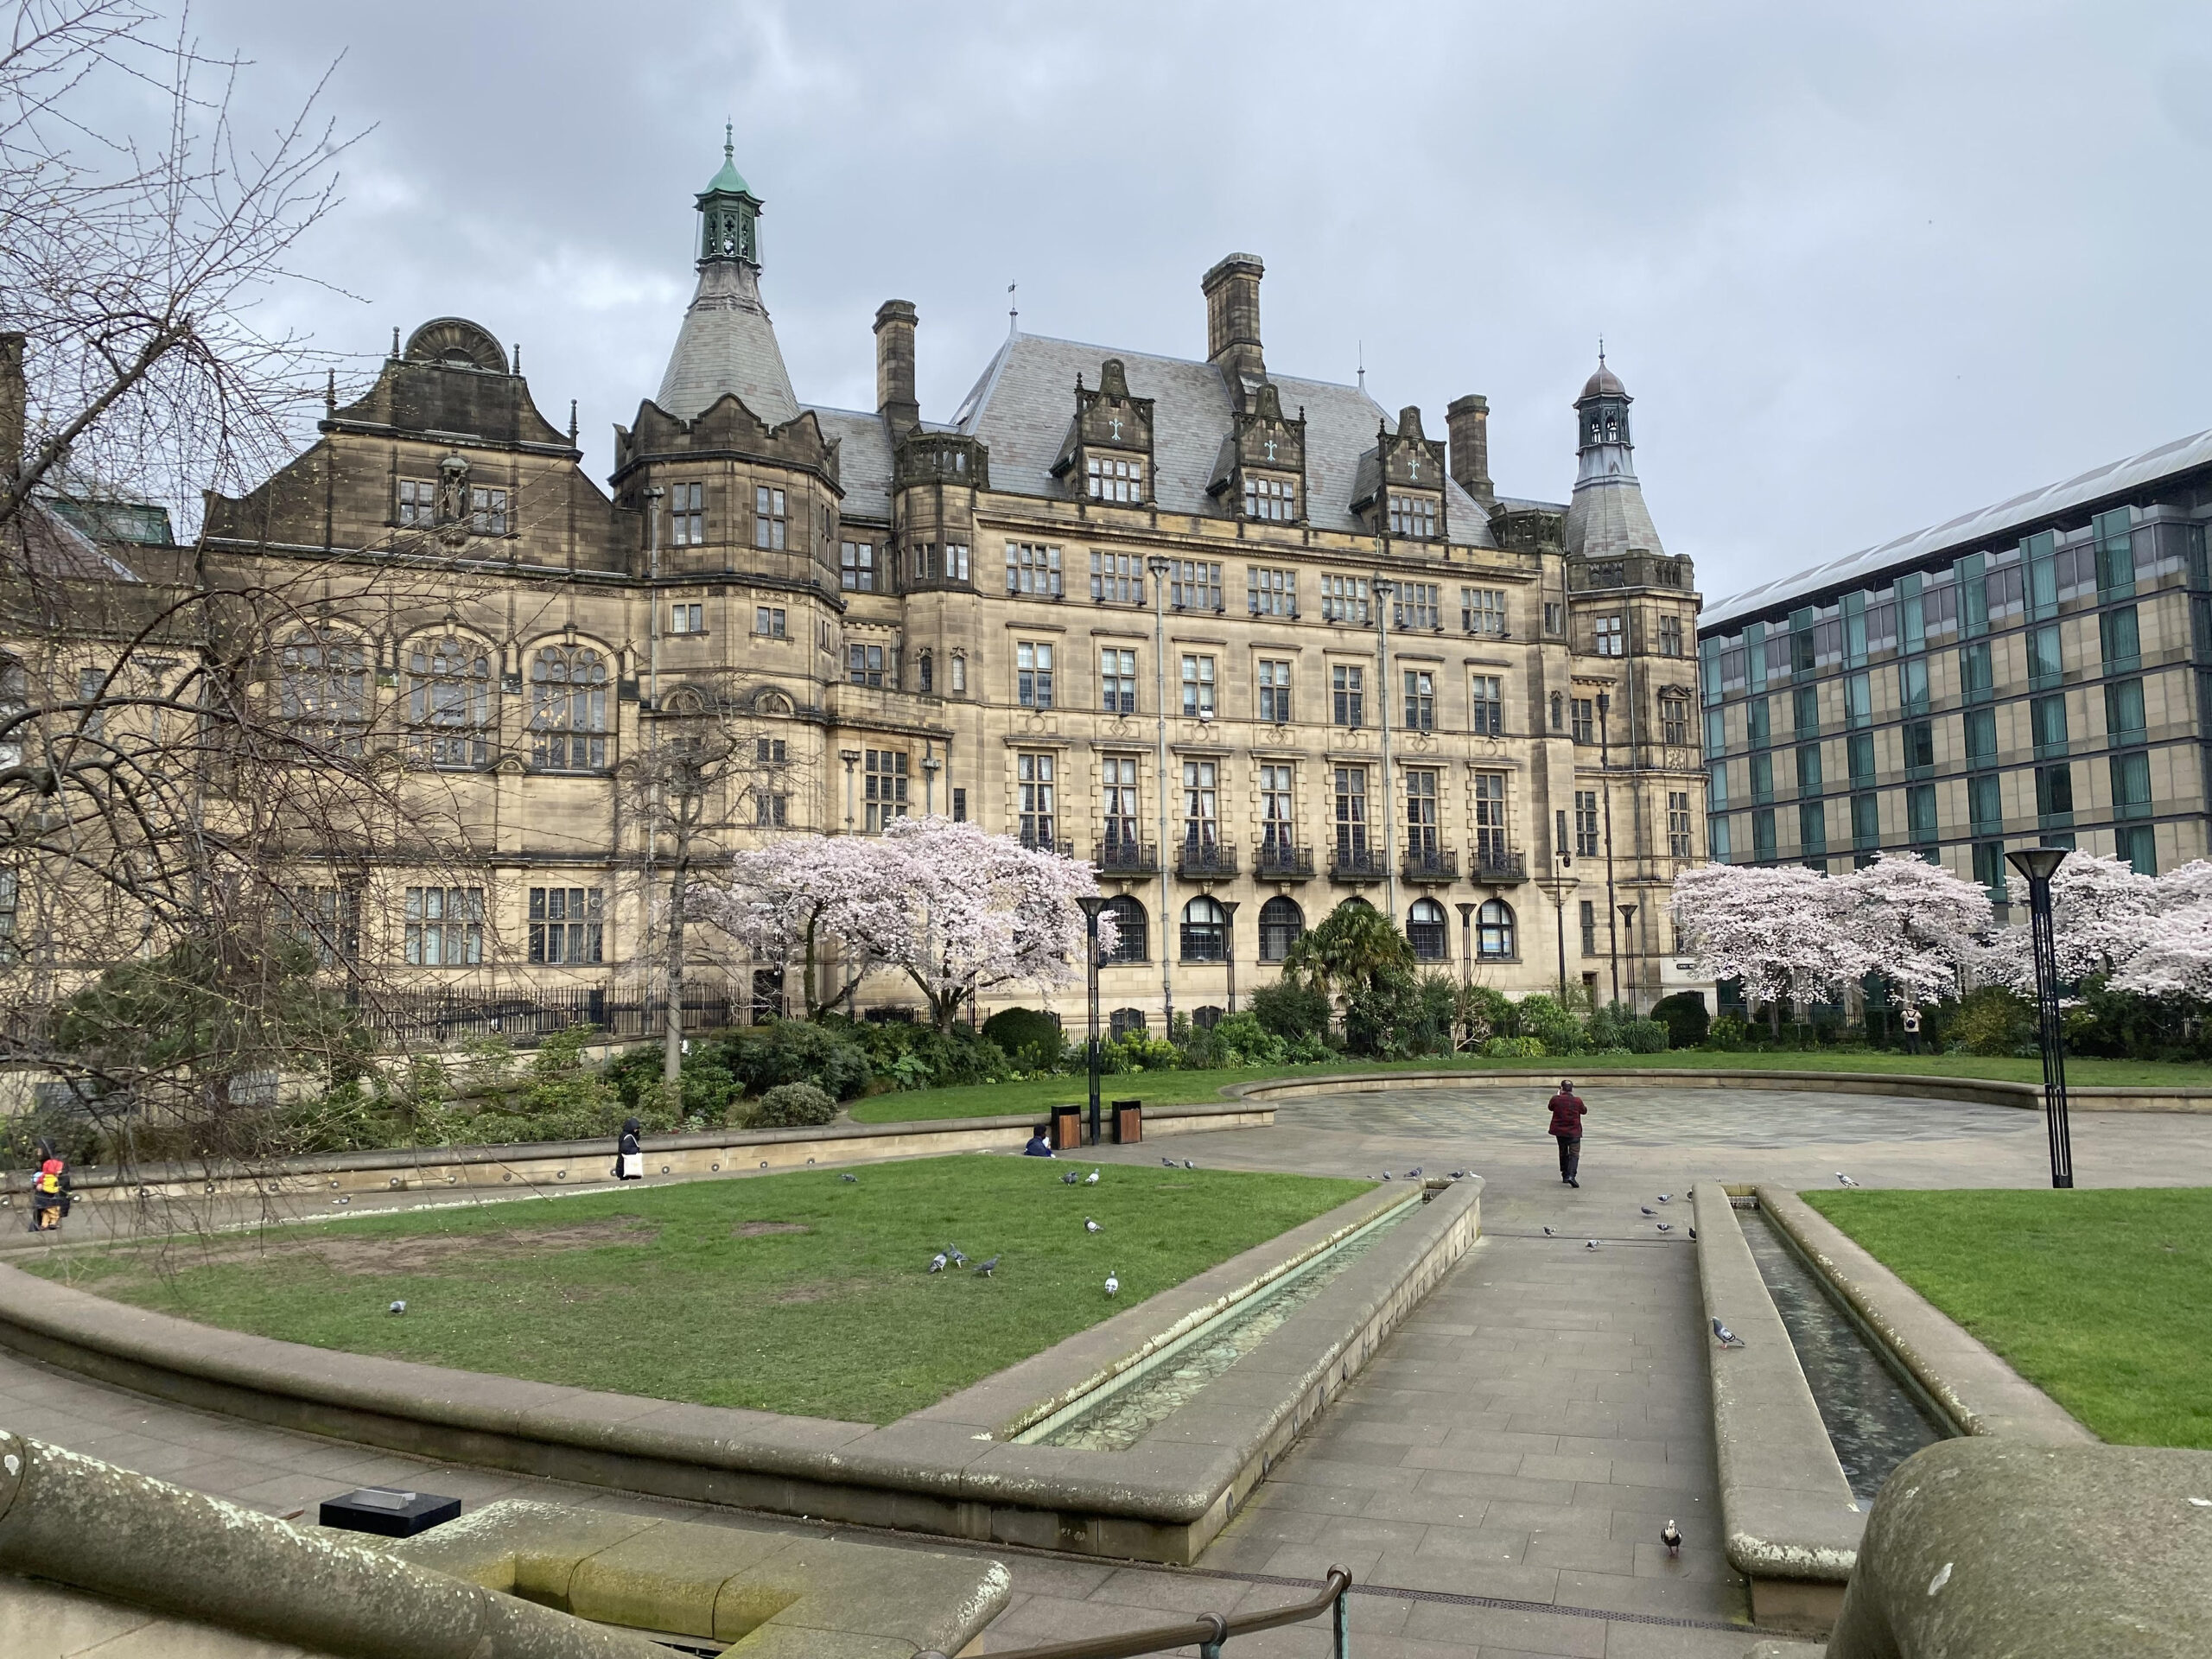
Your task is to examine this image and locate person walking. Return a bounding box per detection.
[1548,1079,1586,1188]
[614,1117,644,1181]
[28,1141,69,1232]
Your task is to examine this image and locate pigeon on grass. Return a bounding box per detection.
[973,1255,1001,1277]
[1084,1217,1101,1235]
[1183,1160,1195,1170]
[840,1173,859,1184]
[1061,1169,1079,1185]
[946,1246,967,1267]
[1104,1271,1120,1297]
[928,1253,947,1274]
[388,1300,406,1315]
[1085,1169,1100,1185]
[1712,1319,1745,1348]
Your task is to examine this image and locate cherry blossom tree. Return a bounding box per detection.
[695,817,1112,1028]
[2080,858,2212,1001]
[1669,862,1872,1033]
[1977,851,2159,995]
[1837,852,1993,1009]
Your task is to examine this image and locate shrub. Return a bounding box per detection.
[1622,1018,1669,1054]
[1209,1011,1288,1066]
[1705,1014,1751,1051]
[718,1020,873,1100]
[1650,991,1710,1050]
[1103,1032,1181,1072]
[2,1102,106,1168]
[753,1081,837,1128]
[1484,1034,1547,1059]
[1512,994,1586,1054]
[1284,1031,1333,1064]
[1953,985,2036,1057]
[1249,979,1333,1043]
[843,1019,1012,1090]
[982,1007,1067,1073]
[1458,984,1515,1048]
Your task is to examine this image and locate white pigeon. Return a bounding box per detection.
[1837,1173,1859,1186]
[1656,1194,1673,1204]
[1182,1160,1195,1170]
[1104,1271,1120,1297]
[1656,1223,1673,1233]
[929,1253,947,1274]
[1585,1239,1599,1250]
[1084,1217,1101,1235]
[388,1300,406,1315]
[1085,1169,1100,1185]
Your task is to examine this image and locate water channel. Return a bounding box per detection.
[1029,1196,1419,1452]
[1741,1207,1949,1501]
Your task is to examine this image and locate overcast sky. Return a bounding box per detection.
[149,0,2212,607]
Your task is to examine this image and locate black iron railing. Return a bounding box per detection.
[1176,839,1238,879]
[1095,839,1159,876]
[1254,840,1316,880]
[921,1567,1350,1659]
[1472,849,1527,883]
[1021,834,1075,858]
[1402,847,1459,883]
[1328,845,1384,882]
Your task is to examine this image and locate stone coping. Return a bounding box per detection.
[1232,1065,2212,1113]
[0,1429,665,1659]
[1756,1185,2095,1446]
[1692,1183,1863,1636]
[0,1175,1479,1564]
[0,1099,1270,1202]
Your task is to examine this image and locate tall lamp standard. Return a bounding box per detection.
[2005,847,2075,1189]
[1595,691,1621,1010]
[1455,901,1477,989]
[1219,899,1240,1015]
[1147,555,1174,1033]
[1076,895,1109,1147]
[1372,580,1399,918]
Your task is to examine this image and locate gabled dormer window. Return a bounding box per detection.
[1053,358,1154,506]
[1244,475,1297,521]
[1387,493,1437,539]
[1088,455,1143,503]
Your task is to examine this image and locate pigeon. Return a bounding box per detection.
[946,1246,967,1266]
[840,1173,859,1183]
[973,1255,1000,1276]
[1656,1223,1673,1233]
[1656,1194,1673,1204]
[1448,1169,1471,1179]
[1085,1169,1100,1185]
[1406,1166,1423,1179]
[1640,1205,1656,1217]
[1162,1157,1178,1168]
[1837,1173,1859,1187]
[1585,1239,1599,1250]
[388,1300,406,1315]
[1183,1160,1195,1170]
[1542,1226,1555,1236]
[1060,1169,1077,1184]
[1084,1217,1101,1235]
[1662,1519,1682,1558]
[1380,1171,1393,1180]
[1712,1319,1745,1348]
[1104,1271,1119,1297]
[929,1252,948,1273]
[1688,1226,1698,1241]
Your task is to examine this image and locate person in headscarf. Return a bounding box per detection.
[615,1116,644,1181]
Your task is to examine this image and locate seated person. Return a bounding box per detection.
[1022,1125,1055,1157]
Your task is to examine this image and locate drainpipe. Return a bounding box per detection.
[1147,555,1173,1030]
[1374,578,1397,918]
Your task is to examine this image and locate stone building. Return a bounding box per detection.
[202,141,1707,1027]
[1699,432,2212,921]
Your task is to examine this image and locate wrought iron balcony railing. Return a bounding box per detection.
[1402,847,1459,884]
[1020,834,1073,858]
[1472,849,1528,883]
[1175,839,1238,880]
[1328,844,1384,882]
[1253,840,1316,880]
[1093,839,1159,877]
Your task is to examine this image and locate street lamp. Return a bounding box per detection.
[1618,904,1638,1010]
[1455,901,1477,989]
[1372,579,1398,918]
[1596,690,1620,1010]
[920,742,941,817]
[1147,554,1173,1033]
[1076,895,1109,1147]
[2005,846,2075,1189]
[1219,899,1240,1015]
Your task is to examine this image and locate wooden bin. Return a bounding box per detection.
[1050,1104,1084,1151]
[1111,1099,1141,1145]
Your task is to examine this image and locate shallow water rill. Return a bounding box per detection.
[1026,1195,1420,1451]
[1743,1209,1948,1500]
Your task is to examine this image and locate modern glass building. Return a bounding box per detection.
[1698,430,2212,914]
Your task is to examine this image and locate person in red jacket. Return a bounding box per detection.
[1548,1080,1586,1187]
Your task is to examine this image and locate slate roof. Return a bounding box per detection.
[948,333,1496,547]
[1564,467,1667,563]
[808,406,894,522]
[656,260,800,427]
[1703,426,2212,631]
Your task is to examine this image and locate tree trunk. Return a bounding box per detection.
[664,836,689,1088]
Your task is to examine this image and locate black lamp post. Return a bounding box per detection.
[1077,895,1109,1147]
[2005,846,2075,1189]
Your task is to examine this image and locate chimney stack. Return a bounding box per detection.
[873,300,919,437]
[1200,254,1265,389]
[1447,393,1494,507]
[0,333,23,480]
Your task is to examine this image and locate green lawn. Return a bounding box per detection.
[1802,1187,2212,1449]
[849,1049,2212,1124]
[32,1155,1369,1426]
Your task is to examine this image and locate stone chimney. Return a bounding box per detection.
[873,300,919,437]
[1200,254,1265,388]
[1447,393,1494,506]
[0,333,23,480]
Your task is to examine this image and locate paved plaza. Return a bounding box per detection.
[8,1084,2212,1657]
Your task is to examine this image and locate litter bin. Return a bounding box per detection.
[1051,1104,1084,1151]
[1111,1098,1142,1145]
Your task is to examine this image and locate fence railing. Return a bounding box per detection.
[920,1567,1349,1659]
[354,982,749,1048]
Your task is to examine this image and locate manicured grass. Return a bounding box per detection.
[31,1155,1369,1426]
[1802,1187,2212,1449]
[849,1049,2212,1124]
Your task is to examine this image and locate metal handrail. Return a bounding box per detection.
[920,1567,1351,1659]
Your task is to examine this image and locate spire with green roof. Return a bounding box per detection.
[696,123,762,268]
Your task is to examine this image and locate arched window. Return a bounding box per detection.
[529,644,607,770]
[1192,1005,1224,1031]
[407,636,493,766]
[950,653,967,694]
[1103,895,1147,964]
[1179,895,1226,963]
[1109,1007,1148,1042]
[1258,895,1305,963]
[0,656,25,768]
[1478,899,1516,960]
[279,628,368,755]
[1549,691,1564,732]
[1408,898,1448,962]
[918,650,934,694]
